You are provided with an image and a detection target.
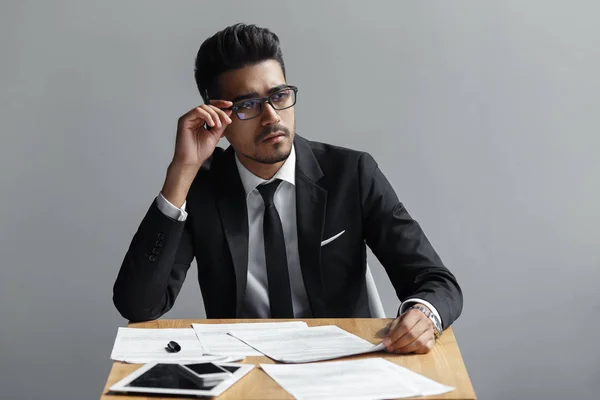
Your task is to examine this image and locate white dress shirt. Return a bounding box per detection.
[233,146,312,318]
[156,146,441,324]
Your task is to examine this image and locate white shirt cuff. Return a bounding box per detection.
[399,298,443,328]
[156,192,188,221]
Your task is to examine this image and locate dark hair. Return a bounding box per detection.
[194,23,286,103]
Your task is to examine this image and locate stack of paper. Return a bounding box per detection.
[261,358,455,400]
[192,321,308,356]
[228,325,385,363]
[110,328,243,364]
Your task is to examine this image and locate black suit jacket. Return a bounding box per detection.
[113,135,462,325]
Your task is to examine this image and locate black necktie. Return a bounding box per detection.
[257,180,294,318]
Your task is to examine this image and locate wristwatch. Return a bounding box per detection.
[409,304,443,339]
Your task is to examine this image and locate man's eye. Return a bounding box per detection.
[272,91,291,102]
[239,100,260,110]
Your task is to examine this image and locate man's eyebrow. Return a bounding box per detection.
[231,84,289,103]
[231,92,259,104]
[267,84,289,94]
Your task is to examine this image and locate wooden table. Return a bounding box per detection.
[101,319,476,399]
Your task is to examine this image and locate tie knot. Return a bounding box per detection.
[257,179,282,207]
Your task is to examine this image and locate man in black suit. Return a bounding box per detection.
[113,23,462,354]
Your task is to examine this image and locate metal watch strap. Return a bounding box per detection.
[409,304,443,338]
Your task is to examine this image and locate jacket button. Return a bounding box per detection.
[155,240,164,248]
[149,255,157,262]
[152,248,160,255]
[157,232,165,240]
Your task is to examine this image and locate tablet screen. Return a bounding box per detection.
[126,364,218,390]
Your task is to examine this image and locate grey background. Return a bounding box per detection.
[1,1,598,399]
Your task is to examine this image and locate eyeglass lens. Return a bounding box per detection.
[234,88,296,120]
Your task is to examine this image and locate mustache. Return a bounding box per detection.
[256,124,290,143]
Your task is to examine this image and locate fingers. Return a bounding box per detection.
[383,310,435,354]
[398,329,435,354]
[179,106,213,128]
[413,337,436,354]
[209,99,233,107]
[385,317,399,332]
[387,320,429,352]
[383,311,421,349]
[199,105,222,128]
[204,100,233,128]
[180,102,234,129]
[211,106,233,126]
[201,105,232,128]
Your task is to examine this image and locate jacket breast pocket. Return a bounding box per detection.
[321,230,345,247]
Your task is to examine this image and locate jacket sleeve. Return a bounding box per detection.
[359,152,463,328]
[113,199,195,322]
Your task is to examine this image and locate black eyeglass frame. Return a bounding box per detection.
[202,85,298,130]
[225,85,299,121]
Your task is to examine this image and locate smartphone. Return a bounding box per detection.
[181,362,233,385]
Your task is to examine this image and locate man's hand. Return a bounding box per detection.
[161,101,233,207]
[382,305,436,354]
[172,100,233,168]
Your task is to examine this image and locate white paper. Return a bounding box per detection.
[229,325,385,363]
[261,358,455,400]
[110,327,243,364]
[192,321,309,356]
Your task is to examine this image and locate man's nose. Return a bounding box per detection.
[261,102,280,126]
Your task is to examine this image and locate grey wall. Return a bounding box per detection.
[1,1,598,399]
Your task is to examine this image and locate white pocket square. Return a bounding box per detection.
[321,230,345,247]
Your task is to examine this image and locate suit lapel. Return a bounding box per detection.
[295,136,328,317]
[216,147,249,317]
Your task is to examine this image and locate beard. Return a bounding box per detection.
[245,123,294,165]
[246,148,291,164]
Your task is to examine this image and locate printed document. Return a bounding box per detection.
[192,321,309,356]
[229,325,385,363]
[261,358,455,400]
[110,327,243,364]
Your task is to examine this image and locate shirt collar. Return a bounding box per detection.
[235,144,296,197]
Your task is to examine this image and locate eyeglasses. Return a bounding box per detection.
[228,85,298,121]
